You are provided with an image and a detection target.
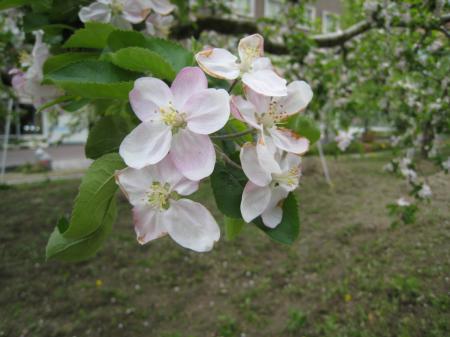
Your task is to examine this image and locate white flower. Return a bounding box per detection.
[335,130,354,151]
[79,0,174,29]
[396,197,411,207]
[231,82,312,170]
[383,162,394,172]
[418,184,432,199]
[145,12,174,37]
[119,67,230,180]
[195,34,287,97]
[239,143,301,228]
[115,156,220,252]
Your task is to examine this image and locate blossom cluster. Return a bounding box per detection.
[116,34,313,252]
[79,0,175,36]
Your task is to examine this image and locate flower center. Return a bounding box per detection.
[258,100,287,129]
[240,46,260,71]
[160,104,186,130]
[19,51,32,68]
[272,167,301,188]
[111,0,124,15]
[147,182,171,210]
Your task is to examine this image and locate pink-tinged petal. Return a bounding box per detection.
[240,181,272,223]
[119,121,172,169]
[151,156,199,196]
[79,2,112,23]
[171,67,208,111]
[133,206,168,244]
[163,199,220,252]
[243,86,271,114]
[115,166,154,206]
[269,127,310,154]
[195,48,240,80]
[242,69,287,97]
[240,143,272,186]
[256,134,282,174]
[251,57,272,71]
[122,0,149,24]
[184,89,230,134]
[276,80,313,115]
[261,187,289,228]
[148,0,175,15]
[230,96,260,129]
[169,129,215,180]
[238,34,264,65]
[129,88,160,123]
[130,77,173,121]
[280,152,302,172]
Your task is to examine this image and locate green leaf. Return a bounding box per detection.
[0,0,34,10]
[110,47,176,81]
[36,95,75,113]
[254,193,300,244]
[85,115,133,159]
[61,153,125,239]
[286,115,321,145]
[45,60,139,99]
[107,30,146,51]
[210,161,246,219]
[224,216,245,241]
[46,199,117,262]
[144,37,194,72]
[64,22,116,49]
[43,52,99,74]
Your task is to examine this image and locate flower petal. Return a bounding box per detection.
[184,88,230,134]
[238,34,264,65]
[79,2,112,23]
[269,127,310,154]
[115,166,154,206]
[171,67,208,111]
[240,143,272,186]
[256,134,282,174]
[119,121,172,169]
[122,0,148,24]
[164,199,220,252]
[151,156,199,196]
[230,96,260,129]
[130,77,173,122]
[261,187,289,228]
[169,129,215,180]
[240,181,272,223]
[133,206,167,244]
[195,48,240,80]
[242,68,287,97]
[111,14,133,30]
[148,0,175,15]
[276,80,313,115]
[243,87,271,114]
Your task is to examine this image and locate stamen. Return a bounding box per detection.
[160,103,186,129]
[147,182,171,210]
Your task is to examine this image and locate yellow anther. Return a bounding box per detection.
[147,182,171,210]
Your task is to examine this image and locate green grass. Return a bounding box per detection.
[0,155,449,337]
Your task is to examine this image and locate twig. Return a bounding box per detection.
[213,144,242,170]
[210,128,254,140]
[228,79,238,93]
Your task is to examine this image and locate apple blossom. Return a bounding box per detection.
[231,82,312,170]
[239,143,302,228]
[335,130,354,151]
[442,157,450,171]
[145,12,174,37]
[396,197,411,207]
[195,34,288,97]
[115,156,220,252]
[119,66,230,180]
[417,183,432,199]
[79,0,174,30]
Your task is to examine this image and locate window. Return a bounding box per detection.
[232,0,254,17]
[322,11,340,33]
[264,0,283,18]
[300,5,316,29]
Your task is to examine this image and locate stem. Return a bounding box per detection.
[214,144,242,170]
[228,80,238,93]
[210,128,254,140]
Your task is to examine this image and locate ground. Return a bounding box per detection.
[0,154,449,337]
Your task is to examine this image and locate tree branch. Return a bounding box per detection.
[170,14,450,54]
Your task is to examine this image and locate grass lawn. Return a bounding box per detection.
[1,154,449,337]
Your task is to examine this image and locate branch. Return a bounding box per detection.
[170,14,450,54]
